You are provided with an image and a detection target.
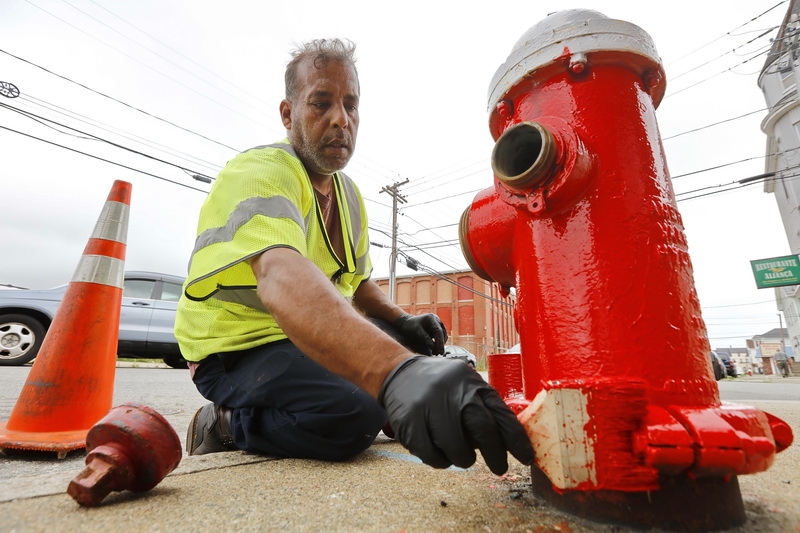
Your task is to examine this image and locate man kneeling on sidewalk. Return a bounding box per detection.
[174,38,533,475]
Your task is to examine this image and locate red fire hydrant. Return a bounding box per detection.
[459,9,794,531]
[67,404,182,506]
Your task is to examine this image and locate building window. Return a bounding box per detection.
[437,307,453,333]
[780,54,796,92]
[457,276,474,301]
[459,305,475,335]
[397,282,411,305]
[437,279,451,302]
[416,280,431,304]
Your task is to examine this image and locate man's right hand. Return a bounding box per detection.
[378,356,534,475]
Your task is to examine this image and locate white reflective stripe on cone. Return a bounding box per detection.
[71,255,125,288]
[90,201,130,244]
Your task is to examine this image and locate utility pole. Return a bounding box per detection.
[380,178,409,303]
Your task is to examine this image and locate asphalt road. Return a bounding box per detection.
[0,366,797,482]
[716,378,800,402]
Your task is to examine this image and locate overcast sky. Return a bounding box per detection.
[0,0,793,348]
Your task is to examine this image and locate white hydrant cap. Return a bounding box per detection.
[488,9,665,113]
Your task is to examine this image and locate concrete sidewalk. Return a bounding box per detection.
[2,401,799,533]
[1,438,556,533]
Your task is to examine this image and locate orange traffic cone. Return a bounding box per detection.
[0,180,132,457]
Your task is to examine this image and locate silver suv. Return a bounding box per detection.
[0,272,186,368]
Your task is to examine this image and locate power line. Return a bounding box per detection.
[1,45,399,187]
[19,93,222,174]
[669,26,778,82]
[0,101,215,181]
[402,223,459,237]
[394,249,512,308]
[708,334,766,341]
[61,0,272,117]
[0,48,241,153]
[662,107,769,141]
[399,212,464,265]
[0,123,207,193]
[675,163,800,203]
[703,299,780,309]
[404,158,490,192]
[364,197,392,209]
[671,147,800,180]
[404,187,483,209]
[404,165,491,197]
[705,320,780,327]
[666,46,772,99]
[370,226,463,272]
[666,1,788,66]
[19,0,280,140]
[402,238,459,250]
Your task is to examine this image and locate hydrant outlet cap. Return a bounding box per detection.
[488,9,665,112]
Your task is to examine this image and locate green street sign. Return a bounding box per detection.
[750,255,800,289]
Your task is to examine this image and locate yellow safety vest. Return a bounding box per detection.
[175,141,372,362]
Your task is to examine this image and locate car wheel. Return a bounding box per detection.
[0,314,46,366]
[468,361,476,369]
[163,354,188,369]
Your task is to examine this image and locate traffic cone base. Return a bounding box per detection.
[0,422,86,453]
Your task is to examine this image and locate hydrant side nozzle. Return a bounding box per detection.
[764,411,794,452]
[491,121,557,190]
[458,193,518,292]
[459,206,494,283]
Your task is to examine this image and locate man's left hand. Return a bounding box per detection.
[394,313,448,355]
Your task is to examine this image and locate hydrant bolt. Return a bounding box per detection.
[496,99,514,119]
[569,53,588,74]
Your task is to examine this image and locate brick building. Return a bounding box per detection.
[373,270,518,366]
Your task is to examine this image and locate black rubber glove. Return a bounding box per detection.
[379,356,534,475]
[394,313,448,355]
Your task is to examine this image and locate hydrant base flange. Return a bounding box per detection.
[530,466,746,531]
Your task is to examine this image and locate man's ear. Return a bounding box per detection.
[280,99,293,130]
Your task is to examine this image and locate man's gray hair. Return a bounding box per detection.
[285,38,358,100]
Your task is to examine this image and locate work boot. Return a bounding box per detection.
[187,403,237,456]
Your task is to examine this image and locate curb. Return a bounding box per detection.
[0,451,274,503]
[115,361,171,369]
[721,375,800,384]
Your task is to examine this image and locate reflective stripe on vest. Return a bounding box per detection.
[190,196,306,261]
[211,286,268,312]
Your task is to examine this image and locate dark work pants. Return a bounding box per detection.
[191,319,425,461]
